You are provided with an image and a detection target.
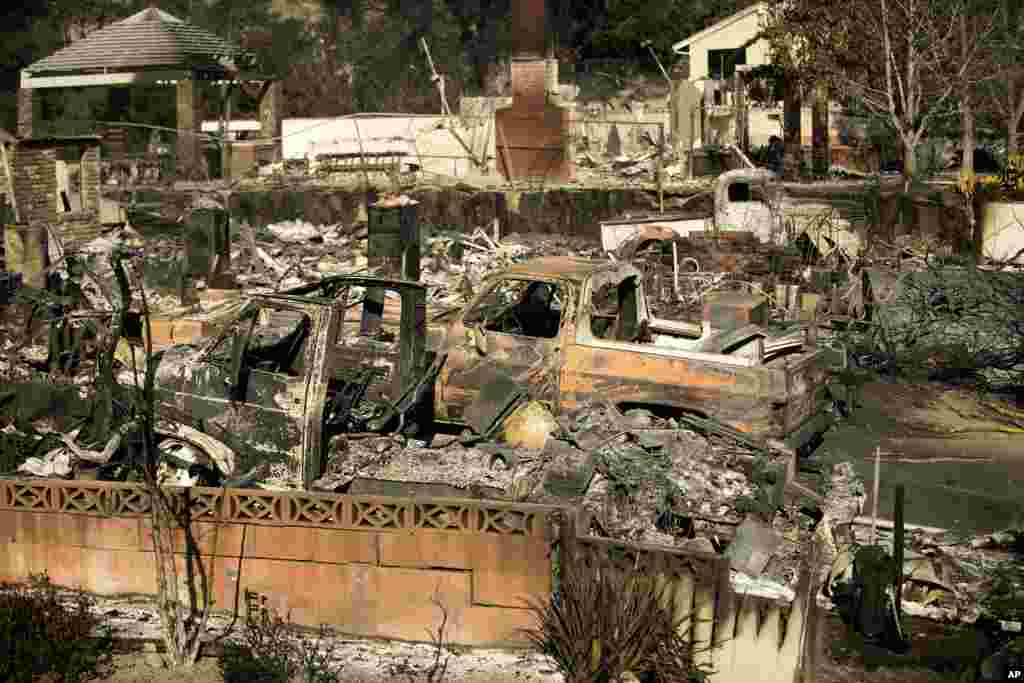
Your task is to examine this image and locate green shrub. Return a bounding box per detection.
[0,572,114,683]
[524,553,712,683]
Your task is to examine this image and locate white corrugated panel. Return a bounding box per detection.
[281,116,443,160]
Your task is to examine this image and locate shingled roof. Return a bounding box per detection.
[25,7,249,75]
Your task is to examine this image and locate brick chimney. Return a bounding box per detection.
[495,0,573,182]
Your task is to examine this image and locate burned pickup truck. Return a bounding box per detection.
[152,260,832,490]
[152,275,434,488]
[434,257,832,457]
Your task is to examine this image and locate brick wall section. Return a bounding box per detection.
[497,0,574,185]
[80,145,99,213]
[0,482,557,647]
[12,144,58,225]
[11,140,102,249]
[510,60,547,110]
[16,88,37,139]
[511,0,546,56]
[496,68,574,184]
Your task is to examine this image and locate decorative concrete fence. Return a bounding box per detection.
[0,479,558,646]
[980,201,1024,264]
[570,534,819,683]
[0,479,817,681]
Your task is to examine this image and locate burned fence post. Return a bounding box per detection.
[893,484,904,617]
[366,197,420,281]
[657,123,665,213]
[178,203,233,306]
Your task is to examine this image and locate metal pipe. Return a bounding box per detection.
[871,445,881,544]
[894,484,905,615]
[672,241,682,302]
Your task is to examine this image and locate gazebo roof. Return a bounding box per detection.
[25,7,250,76]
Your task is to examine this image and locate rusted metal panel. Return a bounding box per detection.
[559,343,777,435]
[495,256,636,283]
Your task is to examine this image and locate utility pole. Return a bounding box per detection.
[643,40,675,158]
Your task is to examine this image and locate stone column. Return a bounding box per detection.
[176,78,202,179]
[811,85,830,178]
[106,88,131,161]
[783,76,802,181]
[545,59,558,100]
[17,87,38,139]
[259,80,282,160]
[80,145,99,214]
[673,81,701,171]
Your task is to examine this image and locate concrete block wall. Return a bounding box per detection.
[0,479,817,679]
[572,535,816,683]
[0,481,556,647]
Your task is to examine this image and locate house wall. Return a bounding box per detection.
[687,9,771,87]
[461,95,671,163]
[0,478,819,681]
[715,107,845,148]
[681,7,861,155]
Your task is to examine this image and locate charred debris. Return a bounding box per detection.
[1,178,1022,621]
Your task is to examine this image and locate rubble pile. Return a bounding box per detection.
[307,398,825,592]
[572,133,712,188]
[859,525,1024,626]
[237,213,604,307]
[1,180,1019,627]
[312,434,519,496]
